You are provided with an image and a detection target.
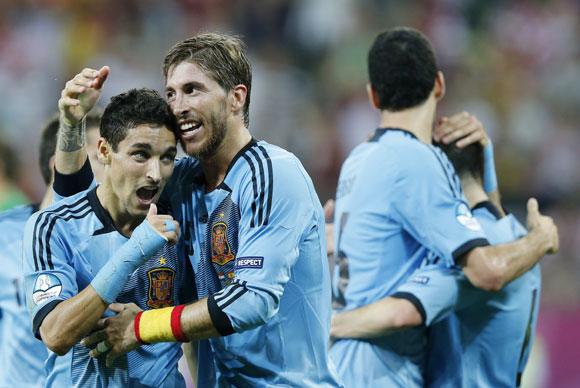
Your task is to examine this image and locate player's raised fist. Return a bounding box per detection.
[146,204,180,245]
[58,66,110,127]
[526,198,559,255]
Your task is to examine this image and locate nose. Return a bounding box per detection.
[172,92,189,118]
[146,160,161,184]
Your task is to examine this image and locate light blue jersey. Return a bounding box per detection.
[0,204,48,388]
[330,128,489,387]
[397,202,541,387]
[22,187,193,388]
[161,139,340,387]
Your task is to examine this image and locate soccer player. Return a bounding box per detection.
[22,87,193,387]
[0,112,102,387]
[0,140,27,211]
[331,115,542,387]
[55,33,340,387]
[328,27,558,387]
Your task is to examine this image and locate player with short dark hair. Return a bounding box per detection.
[22,84,192,387]
[53,33,341,387]
[331,113,542,387]
[328,27,557,387]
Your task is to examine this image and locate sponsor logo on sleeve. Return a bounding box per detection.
[235,256,264,269]
[455,202,482,231]
[32,274,62,305]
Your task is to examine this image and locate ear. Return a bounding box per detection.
[366,83,381,109]
[96,137,112,165]
[230,84,248,119]
[434,71,446,101]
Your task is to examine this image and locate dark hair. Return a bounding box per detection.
[437,141,484,180]
[38,115,60,185]
[368,27,438,111]
[100,88,178,151]
[0,139,20,182]
[163,32,252,126]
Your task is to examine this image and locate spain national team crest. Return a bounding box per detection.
[211,222,235,266]
[147,267,175,309]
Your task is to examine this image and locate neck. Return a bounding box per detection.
[378,97,436,144]
[96,183,143,236]
[39,187,53,210]
[200,122,252,191]
[460,175,488,208]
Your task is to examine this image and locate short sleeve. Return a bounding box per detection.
[391,146,489,265]
[392,264,463,326]
[208,155,316,333]
[22,213,79,338]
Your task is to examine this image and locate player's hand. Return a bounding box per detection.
[433,111,489,148]
[526,198,559,255]
[84,303,141,367]
[146,204,180,245]
[58,66,110,127]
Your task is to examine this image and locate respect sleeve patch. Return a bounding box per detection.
[235,257,264,269]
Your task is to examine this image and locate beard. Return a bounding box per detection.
[183,106,228,160]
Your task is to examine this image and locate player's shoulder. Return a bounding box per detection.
[172,156,202,181]
[27,189,93,236]
[0,203,36,225]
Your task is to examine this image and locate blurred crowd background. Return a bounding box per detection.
[0,0,578,386]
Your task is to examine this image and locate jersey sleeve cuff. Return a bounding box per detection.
[53,158,94,197]
[391,291,427,325]
[207,295,235,336]
[32,299,63,340]
[452,238,490,263]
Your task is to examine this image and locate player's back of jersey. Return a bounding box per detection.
[427,203,541,387]
[330,128,488,387]
[0,204,48,387]
[22,188,188,388]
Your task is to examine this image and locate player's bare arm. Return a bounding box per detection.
[462,198,558,291]
[56,66,109,174]
[331,297,422,339]
[85,297,219,367]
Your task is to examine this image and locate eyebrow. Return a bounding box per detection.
[130,143,153,151]
[165,81,206,92]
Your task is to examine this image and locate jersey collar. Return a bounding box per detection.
[369,127,418,142]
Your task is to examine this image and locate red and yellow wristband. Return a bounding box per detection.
[134,305,188,344]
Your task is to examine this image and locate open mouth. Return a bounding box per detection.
[136,186,159,204]
[180,120,202,134]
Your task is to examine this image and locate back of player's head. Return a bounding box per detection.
[368,27,438,111]
[38,115,60,185]
[437,141,484,181]
[100,88,178,151]
[163,32,252,126]
[0,138,20,183]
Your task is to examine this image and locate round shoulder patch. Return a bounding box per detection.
[455,202,482,232]
[32,274,63,305]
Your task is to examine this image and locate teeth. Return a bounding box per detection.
[180,122,200,131]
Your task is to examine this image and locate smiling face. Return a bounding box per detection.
[165,61,230,160]
[101,124,177,217]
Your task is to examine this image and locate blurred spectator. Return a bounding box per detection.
[0,140,26,211]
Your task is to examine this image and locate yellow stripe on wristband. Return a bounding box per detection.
[138,307,176,343]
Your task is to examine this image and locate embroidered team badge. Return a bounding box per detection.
[211,222,235,266]
[147,267,175,309]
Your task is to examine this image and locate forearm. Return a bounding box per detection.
[40,285,107,355]
[55,118,87,175]
[181,298,221,340]
[463,230,548,291]
[331,298,422,339]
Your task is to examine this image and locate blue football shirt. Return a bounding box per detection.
[161,139,341,387]
[329,128,489,387]
[0,204,48,387]
[22,187,193,388]
[396,202,541,387]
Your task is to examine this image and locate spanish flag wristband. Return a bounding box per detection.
[134,305,188,344]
